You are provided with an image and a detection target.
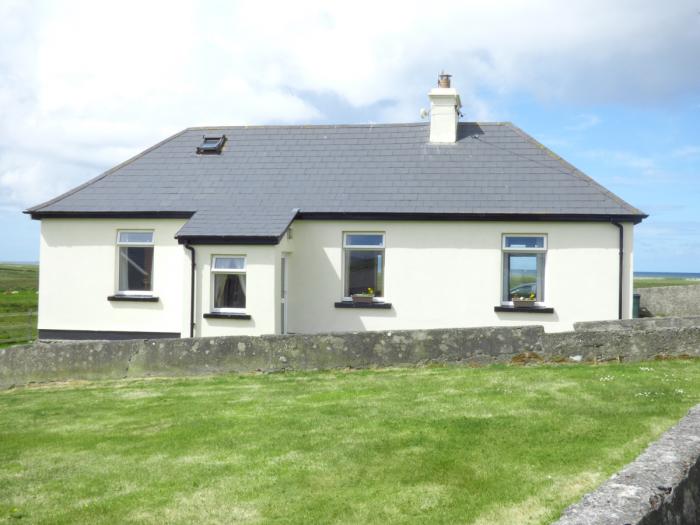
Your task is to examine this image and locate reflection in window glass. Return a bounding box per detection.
[502,234,547,303]
[118,231,154,244]
[345,234,384,247]
[213,257,245,270]
[504,236,545,249]
[506,254,539,300]
[346,250,384,296]
[118,246,154,291]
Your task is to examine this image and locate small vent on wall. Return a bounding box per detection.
[197,135,227,154]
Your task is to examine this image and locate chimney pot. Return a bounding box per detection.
[438,71,452,88]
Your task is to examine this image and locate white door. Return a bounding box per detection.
[280,254,289,334]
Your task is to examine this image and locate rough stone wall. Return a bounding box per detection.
[543,327,700,362]
[0,326,543,388]
[575,316,700,332]
[637,285,700,317]
[1,317,700,389]
[554,405,700,525]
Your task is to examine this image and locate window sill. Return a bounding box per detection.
[334,301,392,309]
[108,295,159,302]
[203,312,252,320]
[494,305,554,313]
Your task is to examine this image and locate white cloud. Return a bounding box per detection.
[565,114,602,131]
[672,145,700,158]
[1,0,699,209]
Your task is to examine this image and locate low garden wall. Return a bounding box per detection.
[637,285,700,317]
[1,317,700,389]
[554,405,700,525]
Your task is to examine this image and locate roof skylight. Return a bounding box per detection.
[196,134,226,154]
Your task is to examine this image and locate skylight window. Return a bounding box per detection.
[196,134,226,154]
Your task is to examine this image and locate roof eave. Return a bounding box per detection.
[177,235,282,246]
[296,211,648,225]
[26,210,195,220]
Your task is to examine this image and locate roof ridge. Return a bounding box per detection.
[503,123,647,217]
[184,122,510,131]
[184,122,431,131]
[25,128,190,213]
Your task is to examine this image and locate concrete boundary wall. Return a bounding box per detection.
[554,405,700,525]
[1,317,700,389]
[637,285,700,318]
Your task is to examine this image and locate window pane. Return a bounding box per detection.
[214,257,245,270]
[119,247,153,291]
[345,234,384,247]
[507,254,538,300]
[505,236,544,249]
[214,273,246,309]
[118,231,153,244]
[346,250,383,296]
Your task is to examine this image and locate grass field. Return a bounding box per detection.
[2,362,700,524]
[0,264,38,346]
[633,277,700,288]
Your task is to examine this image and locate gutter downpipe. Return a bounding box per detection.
[184,243,196,338]
[612,221,624,320]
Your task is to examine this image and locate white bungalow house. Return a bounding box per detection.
[27,74,646,340]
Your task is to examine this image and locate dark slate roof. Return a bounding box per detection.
[27,122,646,240]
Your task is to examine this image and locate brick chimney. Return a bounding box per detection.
[428,72,461,143]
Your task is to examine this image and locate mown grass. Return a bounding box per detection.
[2,362,700,524]
[0,264,38,346]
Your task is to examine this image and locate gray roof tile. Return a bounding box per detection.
[28,122,646,238]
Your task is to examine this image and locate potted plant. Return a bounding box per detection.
[512,292,536,308]
[352,287,375,304]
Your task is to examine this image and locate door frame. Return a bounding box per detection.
[280,253,289,334]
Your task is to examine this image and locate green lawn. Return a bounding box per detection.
[0,264,38,346]
[2,362,700,524]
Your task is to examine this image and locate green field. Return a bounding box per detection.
[0,264,38,346]
[2,362,700,524]
[633,277,700,288]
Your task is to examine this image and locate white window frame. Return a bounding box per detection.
[211,255,247,313]
[342,232,386,301]
[501,234,547,306]
[115,230,155,296]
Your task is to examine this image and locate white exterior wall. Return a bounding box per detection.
[194,243,286,337]
[39,219,190,335]
[285,220,635,334]
[38,218,634,338]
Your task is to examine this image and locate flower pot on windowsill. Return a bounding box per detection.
[512,299,536,308]
[351,294,375,304]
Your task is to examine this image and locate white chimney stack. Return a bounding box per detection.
[428,72,461,143]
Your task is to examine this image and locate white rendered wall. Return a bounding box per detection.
[38,218,634,338]
[194,242,288,337]
[285,220,635,334]
[39,219,189,335]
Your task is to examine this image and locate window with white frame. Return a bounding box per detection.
[211,256,246,311]
[502,235,546,303]
[343,233,385,298]
[116,231,154,294]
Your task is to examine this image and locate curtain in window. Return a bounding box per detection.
[214,274,246,309]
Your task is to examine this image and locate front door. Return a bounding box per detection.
[280,254,289,334]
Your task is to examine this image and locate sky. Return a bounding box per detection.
[0,0,698,271]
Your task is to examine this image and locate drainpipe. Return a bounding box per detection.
[184,243,196,338]
[612,222,624,320]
